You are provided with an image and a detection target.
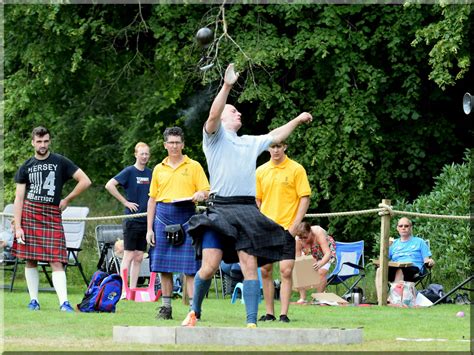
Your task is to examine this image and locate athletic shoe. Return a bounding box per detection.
[246,323,257,328]
[181,311,197,327]
[258,314,276,322]
[296,298,307,304]
[156,306,173,320]
[59,301,74,312]
[120,292,127,300]
[279,314,290,323]
[27,299,40,311]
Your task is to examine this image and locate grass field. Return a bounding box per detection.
[1,283,471,352]
[1,188,472,352]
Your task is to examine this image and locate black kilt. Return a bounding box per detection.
[187,195,287,266]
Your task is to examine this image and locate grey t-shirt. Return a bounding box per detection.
[203,125,273,197]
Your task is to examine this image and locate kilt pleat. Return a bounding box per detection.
[187,195,287,265]
[12,200,67,263]
[149,202,201,275]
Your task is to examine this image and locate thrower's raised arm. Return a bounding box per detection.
[268,112,313,143]
[205,64,239,134]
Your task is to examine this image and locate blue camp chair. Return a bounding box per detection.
[231,268,263,304]
[326,240,365,298]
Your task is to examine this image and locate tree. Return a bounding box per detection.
[3,4,471,251]
[389,149,471,289]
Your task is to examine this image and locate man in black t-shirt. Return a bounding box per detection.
[13,126,91,312]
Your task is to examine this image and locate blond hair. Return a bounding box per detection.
[134,142,149,153]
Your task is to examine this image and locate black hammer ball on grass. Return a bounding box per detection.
[196,27,213,46]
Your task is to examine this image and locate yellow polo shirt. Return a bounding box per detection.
[256,156,311,229]
[149,155,210,202]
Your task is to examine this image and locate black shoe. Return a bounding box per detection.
[258,314,276,322]
[156,306,172,320]
[279,314,290,323]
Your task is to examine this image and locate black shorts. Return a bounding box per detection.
[123,219,147,252]
[280,230,296,261]
[388,266,421,282]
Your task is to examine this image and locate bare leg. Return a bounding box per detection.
[129,250,144,288]
[393,269,404,282]
[198,248,223,279]
[316,268,328,293]
[186,274,194,298]
[298,288,307,302]
[160,272,174,297]
[120,250,134,290]
[279,259,295,315]
[260,263,274,316]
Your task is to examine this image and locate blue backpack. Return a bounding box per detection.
[77,271,123,313]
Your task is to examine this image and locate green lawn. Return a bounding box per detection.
[1,284,471,352]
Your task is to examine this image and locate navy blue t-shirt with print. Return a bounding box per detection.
[114,165,152,222]
[15,153,79,206]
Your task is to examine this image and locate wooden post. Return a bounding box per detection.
[378,199,391,306]
[182,275,189,305]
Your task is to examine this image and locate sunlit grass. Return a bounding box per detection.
[1,288,471,352]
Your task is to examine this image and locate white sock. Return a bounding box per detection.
[25,267,39,302]
[52,271,68,305]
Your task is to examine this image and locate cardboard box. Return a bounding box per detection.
[372,259,413,268]
[311,292,349,305]
[291,255,322,290]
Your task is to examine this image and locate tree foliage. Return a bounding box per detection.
[385,149,470,289]
[3,4,472,255]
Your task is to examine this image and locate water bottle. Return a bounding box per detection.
[351,287,362,306]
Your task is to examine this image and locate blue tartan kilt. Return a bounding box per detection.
[149,202,201,275]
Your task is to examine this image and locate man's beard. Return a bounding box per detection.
[36,148,49,156]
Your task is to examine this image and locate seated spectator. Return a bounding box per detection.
[114,239,125,259]
[220,261,243,295]
[375,217,435,303]
[294,222,336,303]
[1,219,15,262]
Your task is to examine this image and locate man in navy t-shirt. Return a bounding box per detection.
[105,142,152,295]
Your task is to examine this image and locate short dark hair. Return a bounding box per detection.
[32,126,50,140]
[163,126,184,143]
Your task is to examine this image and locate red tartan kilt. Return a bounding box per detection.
[12,200,68,263]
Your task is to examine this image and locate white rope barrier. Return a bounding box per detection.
[306,208,385,218]
[0,205,471,221]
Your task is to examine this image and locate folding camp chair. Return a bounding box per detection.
[1,204,16,291]
[95,224,151,286]
[326,240,365,298]
[7,206,90,290]
[61,206,90,285]
[413,240,433,289]
[0,203,55,291]
[211,266,225,299]
[95,224,123,274]
[40,206,90,286]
